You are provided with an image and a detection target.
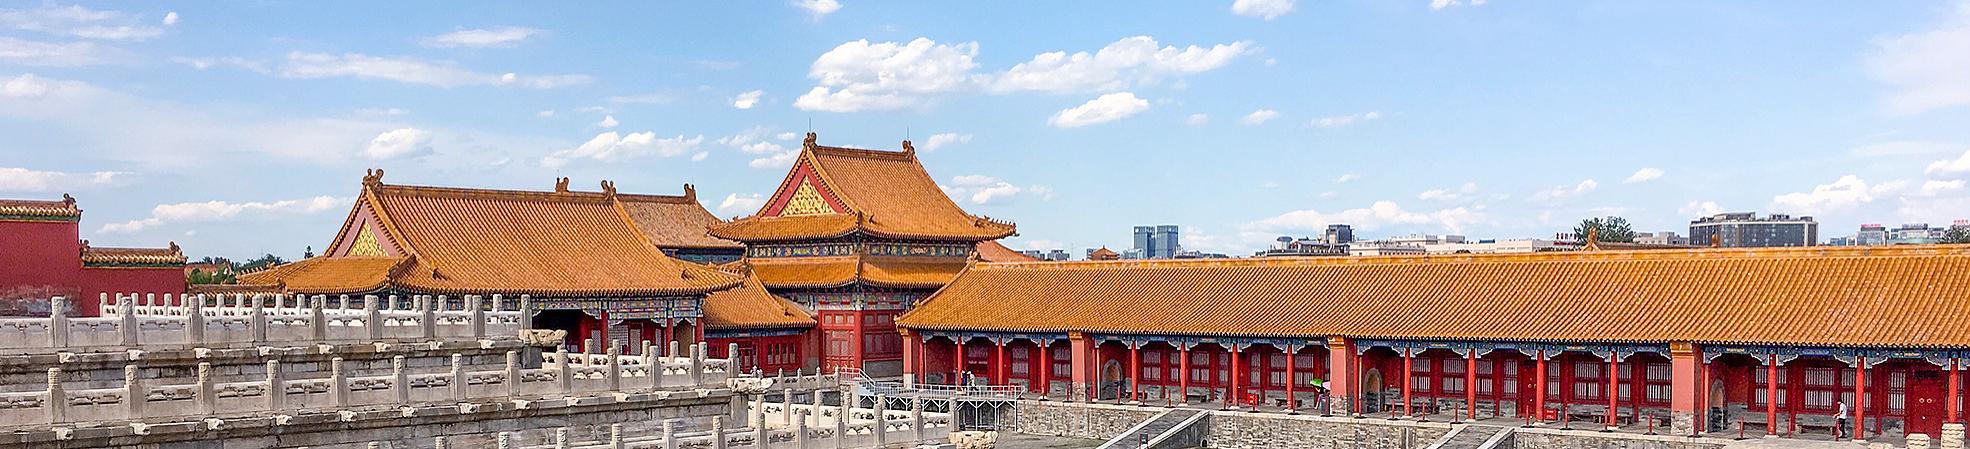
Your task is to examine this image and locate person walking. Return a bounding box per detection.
[1834,400,1850,439]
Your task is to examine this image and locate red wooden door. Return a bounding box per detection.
[1908,370,1944,437]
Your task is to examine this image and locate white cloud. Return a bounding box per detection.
[718,193,765,215]
[794,38,979,112]
[1185,113,1209,126]
[1851,141,1963,157]
[353,107,408,116]
[1417,182,1479,202]
[1430,0,1488,11]
[1623,167,1664,183]
[535,109,555,118]
[280,52,591,88]
[732,89,764,109]
[1231,0,1296,20]
[0,36,111,66]
[1239,109,1279,125]
[541,132,703,168]
[1309,111,1382,128]
[719,126,799,169]
[691,151,708,162]
[101,196,351,234]
[1334,173,1359,184]
[0,167,121,192]
[792,0,842,19]
[1244,201,1484,235]
[989,36,1256,94]
[1867,2,1970,115]
[1530,179,1599,203]
[919,133,972,151]
[0,4,165,42]
[1048,92,1149,128]
[596,115,619,128]
[162,12,178,26]
[942,175,1054,205]
[173,56,270,74]
[2,73,49,97]
[1921,179,1965,195]
[421,27,542,48]
[1769,175,1906,215]
[362,128,433,160]
[1679,200,1725,217]
[1927,150,1970,178]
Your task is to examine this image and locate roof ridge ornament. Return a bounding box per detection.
[554,177,570,193]
[803,132,818,150]
[901,139,915,155]
[362,169,385,188]
[599,180,617,196]
[1583,227,1601,251]
[683,183,696,201]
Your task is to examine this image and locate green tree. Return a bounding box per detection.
[186,269,237,285]
[1945,227,1970,244]
[1573,216,1636,244]
[237,253,287,272]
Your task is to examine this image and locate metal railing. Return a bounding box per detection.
[835,368,1024,400]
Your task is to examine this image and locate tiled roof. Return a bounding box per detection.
[898,245,1970,348]
[976,240,1040,262]
[708,214,862,242]
[79,242,186,267]
[746,255,969,289]
[0,196,80,221]
[237,256,405,294]
[187,283,285,296]
[617,187,743,250]
[711,134,1015,242]
[1088,247,1120,260]
[255,172,741,297]
[702,272,816,330]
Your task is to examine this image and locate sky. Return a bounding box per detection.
[3,1,1970,259]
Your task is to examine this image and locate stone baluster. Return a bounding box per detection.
[872,395,887,447]
[752,393,767,428]
[125,365,145,419]
[119,293,140,346]
[450,353,466,401]
[710,416,727,449]
[249,294,268,342]
[782,391,794,426]
[555,427,571,449]
[662,420,678,449]
[832,406,847,449]
[505,351,522,398]
[555,348,573,392]
[491,294,504,313]
[144,292,157,314]
[48,296,69,348]
[642,341,655,360]
[330,357,348,407]
[422,296,439,340]
[196,362,215,415]
[670,341,681,359]
[469,294,486,339]
[45,368,65,424]
[266,359,286,411]
[1913,433,1933,449]
[754,411,768,449]
[97,293,109,318]
[811,390,825,427]
[584,338,598,357]
[610,423,625,449]
[690,342,705,384]
[844,387,858,415]
[339,294,351,311]
[728,342,741,373]
[434,435,449,449]
[1942,423,1965,449]
[496,432,512,449]
[794,410,810,449]
[186,294,205,344]
[606,345,623,392]
[391,355,409,404]
[518,295,532,331]
[310,295,328,341]
[387,295,400,312]
[911,396,924,442]
[365,295,383,340]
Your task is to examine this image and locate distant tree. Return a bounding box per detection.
[238,253,287,272]
[1573,216,1636,244]
[1945,227,1970,244]
[186,269,236,285]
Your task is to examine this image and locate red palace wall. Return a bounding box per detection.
[78,266,188,316]
[708,332,814,375]
[0,220,83,301]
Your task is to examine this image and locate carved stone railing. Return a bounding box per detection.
[0,294,528,351]
[464,395,952,449]
[0,342,758,429]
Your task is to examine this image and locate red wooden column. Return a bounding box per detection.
[1608,351,1619,430]
[1767,354,1779,437]
[899,329,917,386]
[1698,354,1711,434]
[994,337,1008,386]
[1855,356,1867,441]
[1534,350,1548,423]
[1330,338,1356,416]
[1950,358,1961,423]
[1129,341,1142,403]
[1069,332,1092,402]
[953,338,965,384]
[1286,344,1298,412]
[1403,347,1415,417]
[662,318,675,353]
[1178,343,1191,404]
[1229,344,1244,408]
[1467,350,1479,420]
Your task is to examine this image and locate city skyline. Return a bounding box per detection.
[3,1,1970,260]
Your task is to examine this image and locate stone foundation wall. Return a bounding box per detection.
[0,340,537,392]
[1012,400,1163,440]
[1206,413,1451,449]
[1511,427,1728,449]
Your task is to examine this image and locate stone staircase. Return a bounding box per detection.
[1096,408,1207,449]
[1426,424,1514,449]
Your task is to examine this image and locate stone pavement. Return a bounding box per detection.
[996,433,1105,449]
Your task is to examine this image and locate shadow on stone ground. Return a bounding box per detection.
[996,433,1107,449]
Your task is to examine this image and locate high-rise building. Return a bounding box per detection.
[1130,224,1181,259]
[1323,224,1355,244]
[1687,212,1818,247]
[1634,231,1688,246]
[1858,224,1888,246]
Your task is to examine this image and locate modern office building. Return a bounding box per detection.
[1687,212,1818,247]
[1129,224,1181,259]
[1858,224,1889,246]
[1634,231,1688,246]
[1323,224,1355,245]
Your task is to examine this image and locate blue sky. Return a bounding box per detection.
[4,0,1970,259]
